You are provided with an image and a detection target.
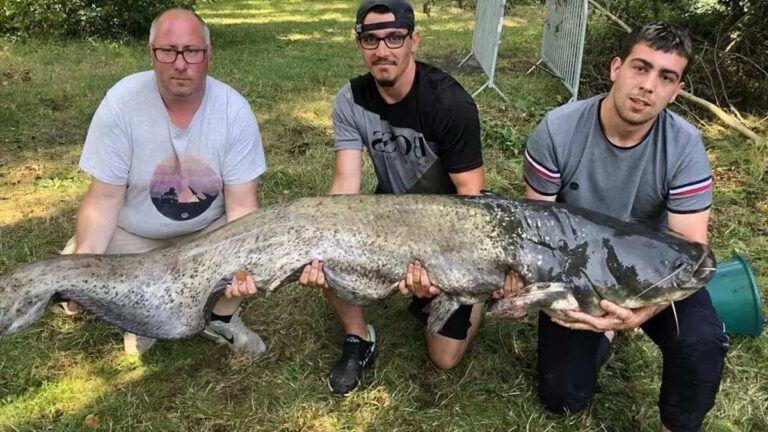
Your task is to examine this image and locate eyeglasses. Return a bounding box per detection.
[152,47,208,64]
[357,32,411,50]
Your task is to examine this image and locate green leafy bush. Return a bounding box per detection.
[583,0,768,113]
[0,0,197,40]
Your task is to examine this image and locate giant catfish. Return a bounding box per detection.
[0,194,716,338]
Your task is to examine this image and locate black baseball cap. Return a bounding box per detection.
[355,0,415,34]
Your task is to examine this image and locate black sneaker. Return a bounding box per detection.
[328,324,376,395]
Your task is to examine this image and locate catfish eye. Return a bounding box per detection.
[673,257,688,271]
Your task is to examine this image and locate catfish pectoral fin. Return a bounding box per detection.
[486,298,528,319]
[322,264,395,306]
[263,265,306,292]
[487,282,578,319]
[425,294,461,335]
[540,309,578,323]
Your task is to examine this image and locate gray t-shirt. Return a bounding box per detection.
[80,71,267,239]
[524,95,712,223]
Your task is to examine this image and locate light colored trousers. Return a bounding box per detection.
[61,215,228,255]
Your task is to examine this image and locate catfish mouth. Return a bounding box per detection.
[679,245,717,290]
[632,244,716,303]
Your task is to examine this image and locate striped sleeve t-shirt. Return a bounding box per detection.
[523,95,712,224]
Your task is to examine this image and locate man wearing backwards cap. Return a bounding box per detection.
[300,0,513,395]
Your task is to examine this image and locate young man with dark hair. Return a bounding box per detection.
[523,22,728,432]
[299,0,498,396]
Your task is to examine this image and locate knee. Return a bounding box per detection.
[539,377,592,414]
[541,399,590,415]
[654,327,728,429]
[538,366,596,414]
[427,342,466,370]
[666,324,729,366]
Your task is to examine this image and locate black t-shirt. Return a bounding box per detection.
[332,61,483,194]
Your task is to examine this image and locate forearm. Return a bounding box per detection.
[668,210,710,244]
[329,149,362,195]
[224,180,259,223]
[329,178,361,195]
[450,166,485,196]
[74,190,123,254]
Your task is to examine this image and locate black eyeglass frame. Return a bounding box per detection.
[152,47,209,64]
[356,31,412,50]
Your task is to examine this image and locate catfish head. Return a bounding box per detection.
[588,227,716,309]
[488,204,717,320]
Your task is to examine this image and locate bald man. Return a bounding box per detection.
[60,9,268,357]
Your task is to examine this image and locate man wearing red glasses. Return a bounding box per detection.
[61,9,267,357]
[300,0,502,395]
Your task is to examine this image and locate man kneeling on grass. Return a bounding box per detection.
[59,8,267,357]
[522,23,728,432]
[298,0,518,396]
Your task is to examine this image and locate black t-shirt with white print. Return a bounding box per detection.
[333,61,483,194]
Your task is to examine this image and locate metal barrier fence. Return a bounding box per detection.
[458,0,509,103]
[527,0,589,101]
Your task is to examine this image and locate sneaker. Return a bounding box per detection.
[201,309,267,357]
[55,300,82,316]
[328,324,376,395]
[124,332,156,355]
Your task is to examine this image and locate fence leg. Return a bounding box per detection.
[489,83,511,103]
[526,59,544,75]
[471,82,490,98]
[458,51,474,68]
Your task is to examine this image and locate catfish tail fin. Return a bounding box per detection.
[0,259,60,336]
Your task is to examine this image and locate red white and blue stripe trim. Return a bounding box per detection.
[524,150,560,181]
[669,176,713,197]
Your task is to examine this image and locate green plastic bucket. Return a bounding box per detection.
[705,255,764,336]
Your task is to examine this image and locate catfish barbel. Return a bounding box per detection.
[0,194,716,338]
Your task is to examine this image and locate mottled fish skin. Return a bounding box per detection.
[0,195,715,338]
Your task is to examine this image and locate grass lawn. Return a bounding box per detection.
[1,0,766,431]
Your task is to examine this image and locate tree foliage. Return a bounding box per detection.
[585,0,768,113]
[0,0,197,40]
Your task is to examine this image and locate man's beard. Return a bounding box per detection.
[372,57,397,87]
[375,78,396,87]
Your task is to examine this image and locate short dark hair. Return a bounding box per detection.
[619,22,693,77]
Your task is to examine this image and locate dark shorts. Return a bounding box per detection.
[407,296,474,340]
